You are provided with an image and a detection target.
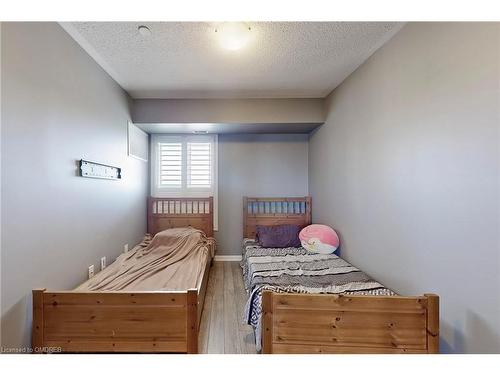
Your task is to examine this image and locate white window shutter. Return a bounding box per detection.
[158,142,182,188]
[187,142,212,189]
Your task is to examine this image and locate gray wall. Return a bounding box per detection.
[217,134,309,255]
[133,98,324,124]
[309,22,500,353]
[1,23,148,349]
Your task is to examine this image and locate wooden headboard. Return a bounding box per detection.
[148,197,214,237]
[243,196,312,239]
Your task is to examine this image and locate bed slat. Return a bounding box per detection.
[148,197,213,236]
[243,196,311,239]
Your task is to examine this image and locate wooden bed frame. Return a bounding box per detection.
[32,197,214,354]
[148,197,214,237]
[243,196,440,354]
[243,196,311,239]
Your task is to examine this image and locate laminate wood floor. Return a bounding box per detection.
[199,261,257,354]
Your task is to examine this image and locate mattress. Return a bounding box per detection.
[76,227,214,292]
[241,238,395,351]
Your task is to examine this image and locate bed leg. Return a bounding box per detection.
[32,289,46,353]
[186,289,198,354]
[262,290,273,354]
[425,293,439,353]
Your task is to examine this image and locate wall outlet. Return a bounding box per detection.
[100,256,106,271]
[123,244,129,253]
[88,265,95,279]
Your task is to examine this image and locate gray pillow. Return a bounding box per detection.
[255,224,302,248]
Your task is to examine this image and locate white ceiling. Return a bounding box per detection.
[62,22,403,99]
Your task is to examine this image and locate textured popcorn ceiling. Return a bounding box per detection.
[63,22,403,99]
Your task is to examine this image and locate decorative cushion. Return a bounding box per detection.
[255,224,302,248]
[299,224,339,254]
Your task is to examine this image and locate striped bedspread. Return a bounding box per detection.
[241,239,395,351]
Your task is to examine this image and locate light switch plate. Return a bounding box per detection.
[88,265,94,279]
[100,257,106,271]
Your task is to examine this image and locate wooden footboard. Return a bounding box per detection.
[261,291,439,354]
[32,289,199,353]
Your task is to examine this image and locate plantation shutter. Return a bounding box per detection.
[187,142,212,189]
[158,142,182,188]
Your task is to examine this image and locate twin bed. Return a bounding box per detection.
[32,197,214,354]
[32,196,439,354]
[241,197,439,354]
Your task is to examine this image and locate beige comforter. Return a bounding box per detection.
[76,227,214,292]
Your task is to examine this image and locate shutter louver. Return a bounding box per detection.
[187,142,211,188]
[159,142,182,187]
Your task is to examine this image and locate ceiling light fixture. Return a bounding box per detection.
[138,25,152,37]
[215,22,252,51]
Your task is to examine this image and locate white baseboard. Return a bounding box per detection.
[214,255,242,262]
